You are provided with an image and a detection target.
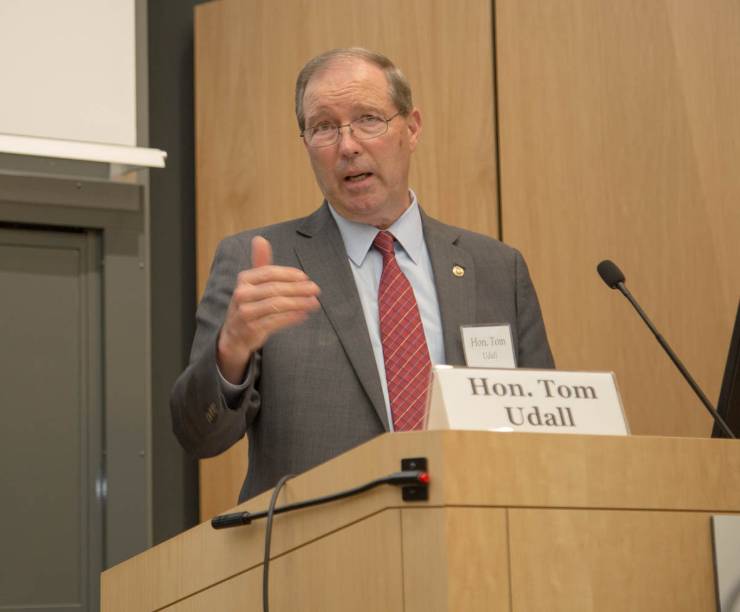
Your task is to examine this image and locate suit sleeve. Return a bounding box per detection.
[169,236,262,458]
[513,249,555,368]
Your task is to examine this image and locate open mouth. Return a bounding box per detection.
[344,172,373,183]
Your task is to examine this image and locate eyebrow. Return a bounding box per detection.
[306,104,387,125]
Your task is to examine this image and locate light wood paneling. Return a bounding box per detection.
[102,432,740,611]
[496,0,740,436]
[197,442,246,521]
[434,431,740,511]
[509,509,716,611]
[402,507,511,612]
[162,510,404,612]
[194,0,498,518]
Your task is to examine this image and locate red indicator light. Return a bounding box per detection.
[418,472,430,484]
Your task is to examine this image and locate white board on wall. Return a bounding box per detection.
[0,0,138,146]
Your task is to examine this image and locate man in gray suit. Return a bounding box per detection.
[171,48,554,502]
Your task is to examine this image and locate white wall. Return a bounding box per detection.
[0,0,138,146]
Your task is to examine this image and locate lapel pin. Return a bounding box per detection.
[452,264,465,277]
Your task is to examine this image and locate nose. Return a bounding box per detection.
[337,124,362,156]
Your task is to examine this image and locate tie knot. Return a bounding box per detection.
[372,231,395,257]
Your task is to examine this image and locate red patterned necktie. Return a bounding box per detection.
[373,231,432,431]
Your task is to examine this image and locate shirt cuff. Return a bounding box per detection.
[218,357,257,407]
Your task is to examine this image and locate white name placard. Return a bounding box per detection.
[425,366,629,436]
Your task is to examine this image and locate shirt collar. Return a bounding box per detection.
[327,190,424,266]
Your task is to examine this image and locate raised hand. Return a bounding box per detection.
[217,236,320,383]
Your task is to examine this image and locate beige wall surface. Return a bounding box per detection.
[194,0,498,518]
[496,0,740,436]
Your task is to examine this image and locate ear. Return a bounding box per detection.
[406,108,422,152]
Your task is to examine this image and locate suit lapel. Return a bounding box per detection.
[422,213,477,366]
[294,205,390,431]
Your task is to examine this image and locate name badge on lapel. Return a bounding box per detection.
[461,324,516,368]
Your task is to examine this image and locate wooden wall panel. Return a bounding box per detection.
[194,0,498,518]
[496,0,740,436]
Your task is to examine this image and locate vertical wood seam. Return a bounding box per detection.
[491,0,505,242]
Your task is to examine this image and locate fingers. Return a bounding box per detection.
[237,265,309,285]
[219,236,321,374]
[251,235,273,268]
[236,293,320,323]
[239,308,314,339]
[233,279,319,303]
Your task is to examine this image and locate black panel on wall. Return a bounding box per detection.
[148,0,199,544]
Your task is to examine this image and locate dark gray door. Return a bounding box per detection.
[0,226,103,612]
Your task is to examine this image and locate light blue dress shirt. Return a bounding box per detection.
[328,193,446,430]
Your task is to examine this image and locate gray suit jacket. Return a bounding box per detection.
[170,203,554,501]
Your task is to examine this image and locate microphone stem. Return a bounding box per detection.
[617,282,736,439]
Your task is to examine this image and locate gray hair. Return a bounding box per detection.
[295,47,413,132]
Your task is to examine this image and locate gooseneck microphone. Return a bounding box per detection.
[597,259,736,439]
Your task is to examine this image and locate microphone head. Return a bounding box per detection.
[597,259,626,289]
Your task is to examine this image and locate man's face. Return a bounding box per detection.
[301,59,422,229]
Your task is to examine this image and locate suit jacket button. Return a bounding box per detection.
[205,403,218,424]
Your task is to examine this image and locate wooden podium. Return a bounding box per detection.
[101,432,740,611]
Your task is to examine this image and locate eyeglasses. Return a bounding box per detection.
[301,112,401,147]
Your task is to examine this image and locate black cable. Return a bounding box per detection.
[211,470,428,530]
[262,473,294,612]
